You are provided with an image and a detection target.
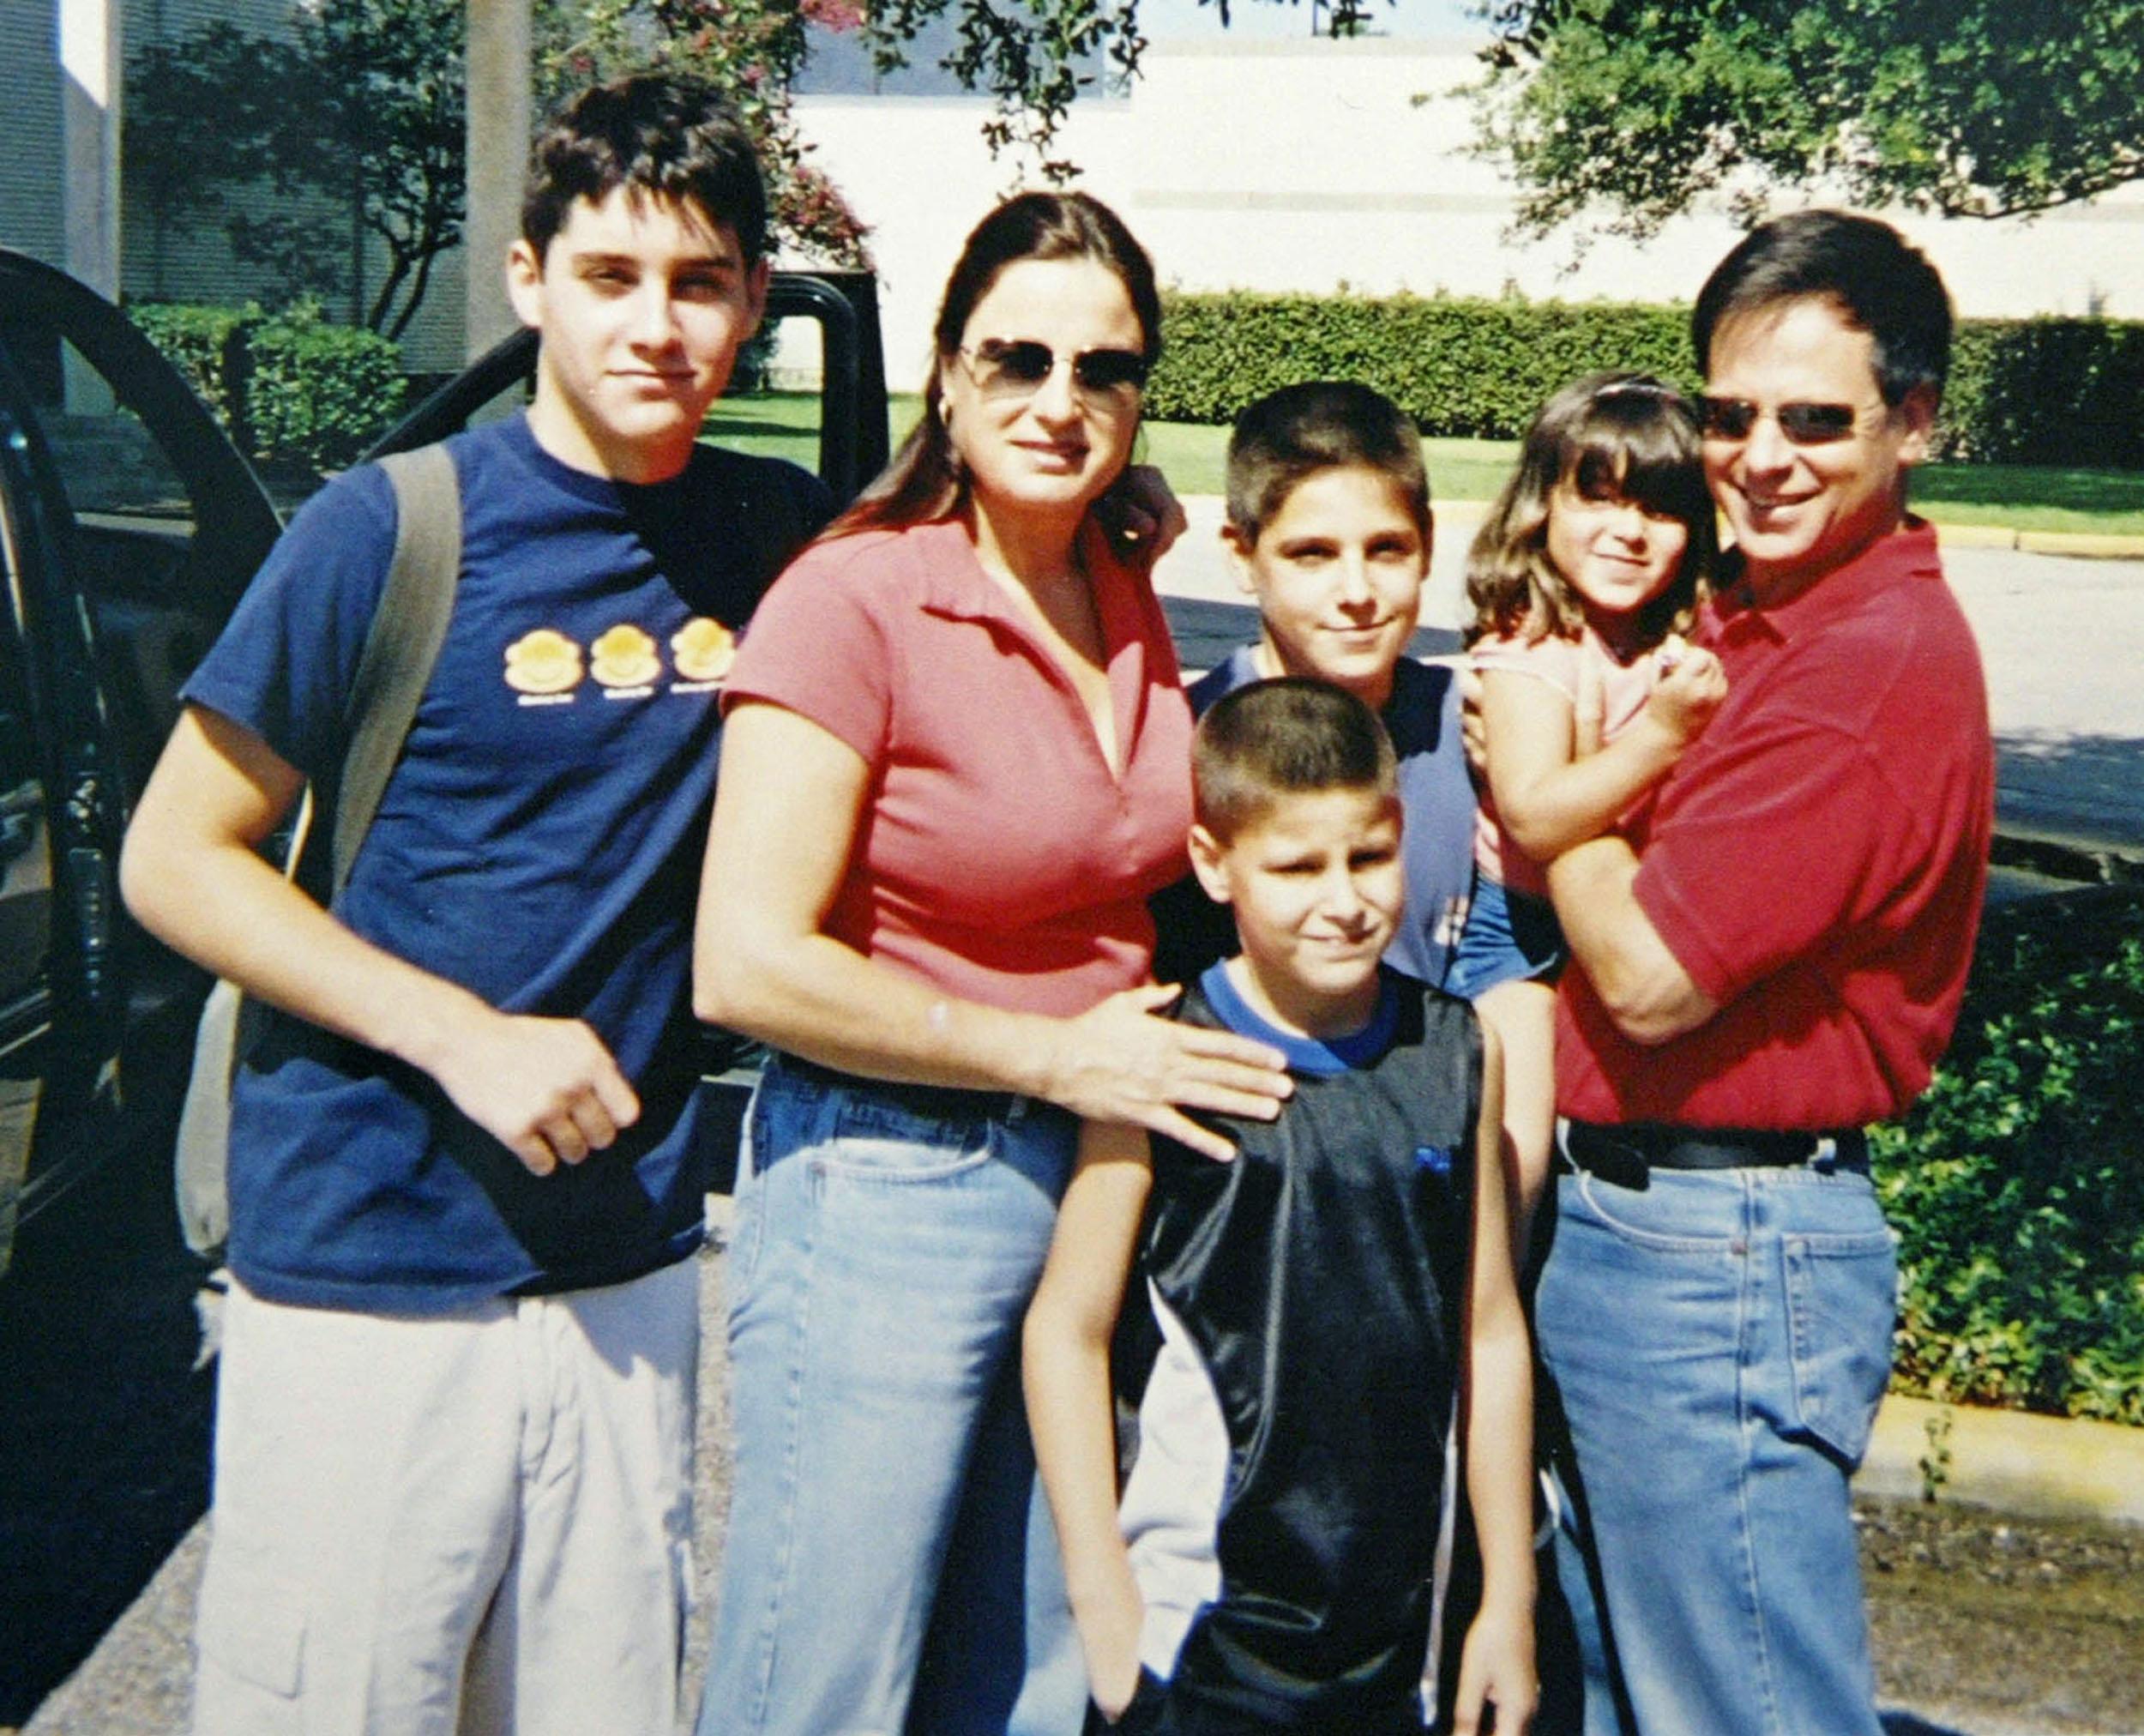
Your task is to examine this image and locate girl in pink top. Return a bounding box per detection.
[691,194,1290,1736]
[1449,374,1727,1241]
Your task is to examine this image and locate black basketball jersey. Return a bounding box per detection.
[1119,961,1484,1731]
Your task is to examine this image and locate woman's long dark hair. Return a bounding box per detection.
[826,191,1164,539]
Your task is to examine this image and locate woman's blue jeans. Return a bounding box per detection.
[696,1057,1087,1736]
[1534,1154,1897,1736]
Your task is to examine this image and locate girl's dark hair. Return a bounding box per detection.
[826,191,1163,539]
[1464,372,1715,648]
[523,74,767,265]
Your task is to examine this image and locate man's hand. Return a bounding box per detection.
[427,1011,641,1175]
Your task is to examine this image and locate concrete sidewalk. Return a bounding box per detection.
[1152,498,2144,867]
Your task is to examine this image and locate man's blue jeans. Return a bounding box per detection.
[696,1058,1087,1736]
[1534,1154,1897,1736]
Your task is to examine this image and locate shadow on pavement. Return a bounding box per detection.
[1995,729,2144,849]
[1884,1716,1972,1736]
[0,1136,216,1724]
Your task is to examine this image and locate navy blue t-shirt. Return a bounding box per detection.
[1161,650,1478,989]
[184,413,832,1311]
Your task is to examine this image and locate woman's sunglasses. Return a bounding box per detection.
[959,337,1151,401]
[1696,395,1863,445]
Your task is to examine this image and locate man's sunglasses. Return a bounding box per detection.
[960,337,1151,401]
[1696,396,1863,445]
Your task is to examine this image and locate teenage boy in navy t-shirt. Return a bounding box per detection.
[120,75,829,1733]
[1026,678,1537,1735]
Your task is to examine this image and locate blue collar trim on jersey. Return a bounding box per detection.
[1199,961,1399,1077]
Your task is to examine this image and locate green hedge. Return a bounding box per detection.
[1946,319,2144,467]
[1147,291,1694,437]
[245,303,408,472]
[128,299,407,474]
[1874,888,2144,1425]
[127,301,254,433]
[1149,289,2144,468]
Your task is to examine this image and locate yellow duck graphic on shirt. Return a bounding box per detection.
[591,624,662,689]
[672,617,737,684]
[504,629,582,696]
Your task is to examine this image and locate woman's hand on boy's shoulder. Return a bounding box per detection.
[1039,982,1291,1164]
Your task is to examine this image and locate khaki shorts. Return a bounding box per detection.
[193,1259,698,1736]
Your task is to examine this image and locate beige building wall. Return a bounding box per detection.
[0,0,68,266]
[796,36,2144,393]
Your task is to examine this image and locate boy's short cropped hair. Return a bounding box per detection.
[1193,677,1398,841]
[523,74,768,265]
[1226,382,1430,545]
[1692,208,1952,407]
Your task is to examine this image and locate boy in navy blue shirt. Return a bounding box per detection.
[1027,678,1537,1734]
[121,75,828,1733]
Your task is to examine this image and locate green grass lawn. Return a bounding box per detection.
[707,392,2144,536]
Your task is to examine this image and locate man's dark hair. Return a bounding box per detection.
[523,75,768,264]
[1692,209,1952,406]
[1226,381,1430,545]
[1193,678,1397,841]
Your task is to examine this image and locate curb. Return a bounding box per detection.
[1930,521,2021,550]
[1990,827,2144,886]
[2016,528,2144,558]
[1855,1392,2144,1527]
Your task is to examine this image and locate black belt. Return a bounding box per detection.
[1560,1119,1868,1190]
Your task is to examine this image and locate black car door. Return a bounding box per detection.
[0,250,280,1271]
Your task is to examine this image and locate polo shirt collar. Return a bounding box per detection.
[1709,518,1943,646]
[906,515,1135,627]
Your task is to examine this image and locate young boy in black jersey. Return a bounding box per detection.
[1026,678,1538,1735]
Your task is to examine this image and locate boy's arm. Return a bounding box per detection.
[120,705,638,1175]
[1450,1023,1539,1735]
[1480,648,1723,865]
[1023,1118,1155,1720]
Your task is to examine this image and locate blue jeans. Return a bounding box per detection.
[696,1057,1087,1736]
[1533,1154,1896,1736]
[1444,877,1565,1001]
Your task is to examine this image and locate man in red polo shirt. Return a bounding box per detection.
[1536,210,1994,1736]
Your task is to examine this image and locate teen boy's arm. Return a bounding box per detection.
[1024,1118,1154,1721]
[122,704,638,1177]
[1449,1025,1539,1735]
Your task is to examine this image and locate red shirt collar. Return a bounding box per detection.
[904,515,1137,625]
[1705,518,1943,647]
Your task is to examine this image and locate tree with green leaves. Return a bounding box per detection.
[127,0,465,341]
[1469,1,2144,241]
[536,0,872,264]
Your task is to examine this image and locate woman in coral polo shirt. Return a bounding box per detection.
[692,193,1292,1736]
